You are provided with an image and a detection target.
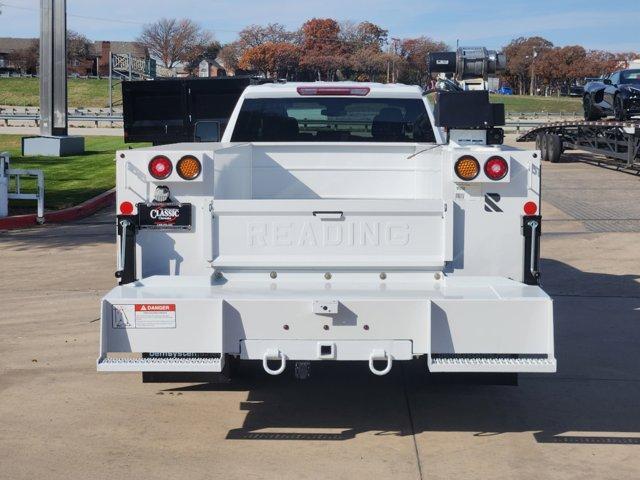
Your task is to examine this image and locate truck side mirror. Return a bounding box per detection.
[194,121,221,142]
[603,78,612,85]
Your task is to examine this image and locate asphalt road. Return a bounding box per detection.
[1,149,639,479]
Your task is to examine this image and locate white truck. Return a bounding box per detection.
[97,82,555,379]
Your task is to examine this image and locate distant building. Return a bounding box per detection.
[0,37,37,74]
[0,37,149,76]
[198,57,229,78]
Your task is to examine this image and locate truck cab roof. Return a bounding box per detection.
[242,82,425,99]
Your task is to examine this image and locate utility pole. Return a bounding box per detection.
[23,0,84,156]
[529,48,538,97]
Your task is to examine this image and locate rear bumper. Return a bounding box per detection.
[97,275,555,374]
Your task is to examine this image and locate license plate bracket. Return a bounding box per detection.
[137,203,192,230]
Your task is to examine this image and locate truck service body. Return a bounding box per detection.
[98,82,555,377]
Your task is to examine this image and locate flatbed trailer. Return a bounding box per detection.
[517,120,640,173]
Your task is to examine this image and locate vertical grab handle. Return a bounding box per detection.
[528,219,539,280]
[118,219,130,272]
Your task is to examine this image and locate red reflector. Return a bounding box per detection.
[524,201,538,215]
[119,201,134,215]
[148,155,172,179]
[484,156,508,180]
[296,86,370,96]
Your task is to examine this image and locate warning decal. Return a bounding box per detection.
[134,304,176,329]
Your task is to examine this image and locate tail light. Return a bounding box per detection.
[296,86,370,96]
[524,201,538,215]
[148,155,172,179]
[484,156,508,180]
[176,155,202,180]
[454,156,480,181]
[119,201,134,215]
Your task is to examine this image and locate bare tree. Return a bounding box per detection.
[67,30,92,66]
[137,18,212,68]
[8,40,39,74]
[217,42,242,74]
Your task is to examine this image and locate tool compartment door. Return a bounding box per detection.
[211,198,451,269]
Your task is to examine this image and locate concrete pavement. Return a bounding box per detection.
[1,152,639,479]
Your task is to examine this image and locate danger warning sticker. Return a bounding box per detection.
[134,304,176,329]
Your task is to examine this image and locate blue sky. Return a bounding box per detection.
[1,0,638,52]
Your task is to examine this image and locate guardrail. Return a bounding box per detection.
[0,110,576,131]
[0,111,123,127]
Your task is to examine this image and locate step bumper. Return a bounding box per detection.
[97,275,555,373]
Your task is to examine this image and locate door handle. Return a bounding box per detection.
[313,211,343,220]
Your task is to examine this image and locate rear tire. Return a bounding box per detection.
[583,95,600,121]
[614,95,628,121]
[540,133,549,161]
[546,134,562,163]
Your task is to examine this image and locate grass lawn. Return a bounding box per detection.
[491,94,582,114]
[0,77,121,109]
[1,78,584,113]
[0,135,146,212]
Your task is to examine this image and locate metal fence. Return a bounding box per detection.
[0,109,571,130]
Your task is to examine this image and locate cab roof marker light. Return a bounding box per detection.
[296,86,370,96]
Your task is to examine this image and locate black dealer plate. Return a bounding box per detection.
[137,203,192,230]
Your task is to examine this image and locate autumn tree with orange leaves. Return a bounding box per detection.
[239,41,301,79]
[299,18,346,80]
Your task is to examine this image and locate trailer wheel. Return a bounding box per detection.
[535,132,543,151]
[614,96,628,122]
[546,134,562,163]
[540,133,549,161]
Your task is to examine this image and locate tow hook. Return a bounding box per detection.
[368,349,393,376]
[262,349,287,375]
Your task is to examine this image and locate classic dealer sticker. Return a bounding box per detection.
[112,304,176,329]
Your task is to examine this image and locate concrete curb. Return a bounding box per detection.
[0,188,115,231]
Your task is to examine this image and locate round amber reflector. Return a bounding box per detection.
[176,155,202,180]
[454,156,480,181]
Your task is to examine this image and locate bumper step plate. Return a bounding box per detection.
[428,355,556,373]
[97,355,223,372]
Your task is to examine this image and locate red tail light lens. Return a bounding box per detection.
[296,86,370,96]
[119,201,134,215]
[524,201,538,215]
[484,156,508,180]
[148,155,172,179]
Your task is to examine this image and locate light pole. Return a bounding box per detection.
[529,48,538,97]
[23,0,84,156]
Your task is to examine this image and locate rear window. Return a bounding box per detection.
[621,70,640,84]
[231,97,435,143]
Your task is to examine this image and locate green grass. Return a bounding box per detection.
[0,77,121,108]
[1,78,583,113]
[0,135,146,211]
[490,94,582,114]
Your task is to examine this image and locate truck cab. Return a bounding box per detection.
[98,82,555,378]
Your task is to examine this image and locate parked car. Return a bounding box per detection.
[497,86,513,95]
[583,69,640,121]
[568,84,584,97]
